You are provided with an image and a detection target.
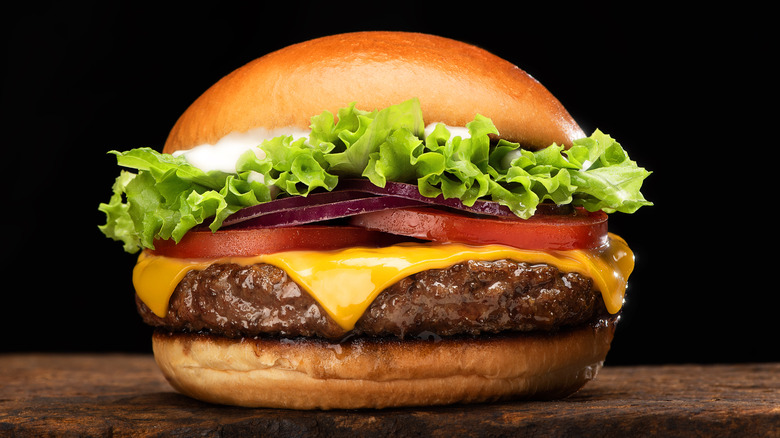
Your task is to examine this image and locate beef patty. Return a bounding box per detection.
[137,259,608,340]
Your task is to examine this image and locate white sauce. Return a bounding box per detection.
[176,123,469,174]
[424,123,471,140]
[501,149,525,168]
[174,127,309,173]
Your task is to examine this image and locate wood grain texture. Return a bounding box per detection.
[1,354,778,437]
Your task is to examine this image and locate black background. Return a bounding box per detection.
[2,2,775,366]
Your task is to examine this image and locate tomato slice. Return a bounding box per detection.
[150,225,412,259]
[348,207,608,251]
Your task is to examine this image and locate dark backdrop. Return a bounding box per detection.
[2,2,774,366]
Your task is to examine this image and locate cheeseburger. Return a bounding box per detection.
[99,31,651,409]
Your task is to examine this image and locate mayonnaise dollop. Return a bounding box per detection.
[173,127,309,173]
[424,123,471,140]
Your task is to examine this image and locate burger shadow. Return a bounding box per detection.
[102,389,631,436]
[114,386,619,412]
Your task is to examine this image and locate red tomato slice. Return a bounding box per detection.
[150,225,412,259]
[348,207,608,251]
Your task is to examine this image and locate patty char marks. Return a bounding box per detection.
[136,260,607,340]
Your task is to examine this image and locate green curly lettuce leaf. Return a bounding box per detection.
[98,148,272,253]
[99,98,652,253]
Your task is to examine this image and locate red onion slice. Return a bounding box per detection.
[222,179,518,229]
[337,179,516,217]
[222,190,368,227]
[225,195,428,228]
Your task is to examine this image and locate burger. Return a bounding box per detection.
[99,31,651,409]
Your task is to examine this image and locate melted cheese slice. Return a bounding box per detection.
[133,234,634,331]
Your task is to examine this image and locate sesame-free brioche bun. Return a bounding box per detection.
[162,31,584,155]
[153,320,616,410]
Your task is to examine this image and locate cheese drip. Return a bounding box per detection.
[133,235,634,331]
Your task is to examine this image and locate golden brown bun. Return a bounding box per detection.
[163,31,584,155]
[152,320,615,410]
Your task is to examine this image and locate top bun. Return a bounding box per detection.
[163,31,585,155]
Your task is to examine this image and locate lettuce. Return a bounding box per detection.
[98,148,271,253]
[99,98,652,253]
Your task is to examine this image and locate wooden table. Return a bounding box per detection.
[1,353,777,437]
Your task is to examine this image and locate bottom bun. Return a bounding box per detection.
[152,320,616,410]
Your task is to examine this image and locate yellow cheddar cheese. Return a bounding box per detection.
[133,234,634,331]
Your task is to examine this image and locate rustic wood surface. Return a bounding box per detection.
[0,353,777,437]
